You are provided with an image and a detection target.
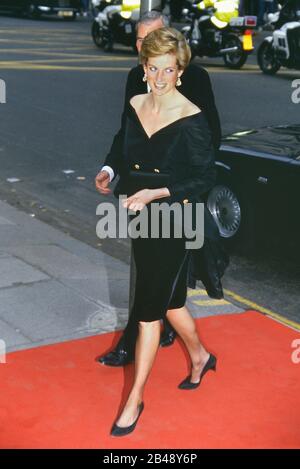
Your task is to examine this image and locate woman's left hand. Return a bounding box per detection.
[122,189,155,212]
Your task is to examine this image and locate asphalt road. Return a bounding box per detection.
[0,15,299,326]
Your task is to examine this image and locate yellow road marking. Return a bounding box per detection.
[198,66,300,76]
[187,288,208,297]
[42,37,89,42]
[0,48,90,52]
[0,48,135,60]
[0,57,133,65]
[187,286,300,331]
[0,36,297,75]
[0,26,87,35]
[0,38,88,46]
[0,45,94,52]
[0,54,295,75]
[193,299,230,306]
[0,32,88,37]
[207,68,300,75]
[194,60,300,75]
[0,62,130,71]
[224,288,300,331]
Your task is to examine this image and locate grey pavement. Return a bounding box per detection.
[0,199,244,354]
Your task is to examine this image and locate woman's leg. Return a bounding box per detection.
[166,306,210,383]
[116,320,161,428]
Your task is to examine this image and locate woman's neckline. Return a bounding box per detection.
[129,101,202,140]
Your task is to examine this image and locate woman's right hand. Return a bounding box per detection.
[95,170,112,195]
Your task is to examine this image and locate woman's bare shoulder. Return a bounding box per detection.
[130,93,148,109]
[181,97,201,116]
[170,93,201,118]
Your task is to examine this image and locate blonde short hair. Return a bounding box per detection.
[140,27,191,70]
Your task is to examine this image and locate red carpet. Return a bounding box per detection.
[0,311,299,449]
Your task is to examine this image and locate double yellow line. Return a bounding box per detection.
[188,287,300,331]
[223,288,300,332]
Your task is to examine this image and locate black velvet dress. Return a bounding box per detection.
[114,102,216,322]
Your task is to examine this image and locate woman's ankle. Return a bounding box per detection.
[191,350,209,369]
[127,391,143,407]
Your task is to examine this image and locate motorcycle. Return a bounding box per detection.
[91,1,121,49]
[181,3,257,69]
[257,6,300,74]
[91,0,121,16]
[91,0,139,52]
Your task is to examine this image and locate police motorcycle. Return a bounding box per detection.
[91,0,122,48]
[257,1,300,74]
[181,0,257,68]
[91,0,120,18]
[91,0,140,52]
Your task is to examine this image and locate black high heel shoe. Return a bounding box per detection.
[110,402,144,437]
[178,354,217,390]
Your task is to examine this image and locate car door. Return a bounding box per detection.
[251,153,298,249]
[287,157,300,249]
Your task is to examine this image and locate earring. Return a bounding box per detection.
[176,77,182,87]
[142,74,147,82]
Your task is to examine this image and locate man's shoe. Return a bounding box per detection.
[160,329,176,347]
[97,348,134,367]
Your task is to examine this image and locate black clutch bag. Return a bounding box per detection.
[114,170,170,197]
[128,170,170,188]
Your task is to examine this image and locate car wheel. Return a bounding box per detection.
[207,185,241,239]
[207,184,256,252]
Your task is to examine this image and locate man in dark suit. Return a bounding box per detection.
[95,10,221,367]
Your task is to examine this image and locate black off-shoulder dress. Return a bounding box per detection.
[114,102,216,322]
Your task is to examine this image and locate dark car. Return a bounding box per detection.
[0,0,80,19]
[207,124,300,252]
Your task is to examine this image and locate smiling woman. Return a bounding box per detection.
[96,27,227,438]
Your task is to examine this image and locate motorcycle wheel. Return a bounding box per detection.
[257,41,281,75]
[223,34,248,69]
[91,21,107,49]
